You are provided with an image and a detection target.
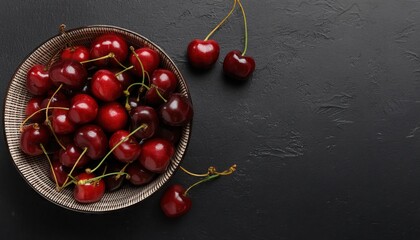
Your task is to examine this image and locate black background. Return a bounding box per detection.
[2,0,420,239]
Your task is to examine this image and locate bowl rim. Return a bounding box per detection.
[3,24,193,213]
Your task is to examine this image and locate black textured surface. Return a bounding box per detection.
[2,0,420,239]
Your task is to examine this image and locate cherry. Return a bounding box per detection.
[61,45,90,63]
[90,33,128,67]
[223,50,255,80]
[59,143,91,168]
[68,93,98,124]
[126,161,155,186]
[26,64,53,95]
[74,124,107,160]
[159,93,193,126]
[96,101,128,133]
[145,69,178,106]
[155,125,182,145]
[104,161,126,192]
[160,184,192,218]
[25,97,44,123]
[49,59,88,90]
[41,91,70,111]
[91,69,123,102]
[130,106,159,140]
[187,39,220,69]
[109,130,141,163]
[129,47,160,76]
[73,172,106,203]
[139,138,175,173]
[112,68,134,90]
[49,154,70,187]
[51,108,76,135]
[20,123,50,156]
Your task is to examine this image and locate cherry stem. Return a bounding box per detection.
[129,46,148,88]
[78,172,130,185]
[115,162,130,180]
[115,65,134,77]
[237,0,249,56]
[40,143,60,191]
[20,106,69,132]
[204,0,237,41]
[80,52,115,64]
[86,124,148,174]
[59,24,66,35]
[45,84,66,150]
[60,147,88,190]
[183,174,219,196]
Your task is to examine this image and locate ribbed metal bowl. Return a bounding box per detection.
[3,25,192,213]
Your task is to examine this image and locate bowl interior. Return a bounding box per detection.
[3,25,192,213]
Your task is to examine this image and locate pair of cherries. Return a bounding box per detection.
[187,0,255,81]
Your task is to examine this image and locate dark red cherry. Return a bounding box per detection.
[51,108,76,135]
[59,143,91,169]
[160,184,192,218]
[111,68,135,90]
[96,102,128,133]
[130,106,159,140]
[155,125,182,145]
[223,50,255,80]
[109,130,142,163]
[41,91,70,112]
[139,138,174,173]
[74,124,107,160]
[49,154,70,187]
[129,47,160,76]
[145,69,178,106]
[91,69,123,102]
[90,33,128,67]
[61,45,90,63]
[68,93,98,124]
[187,39,220,69]
[126,161,155,186]
[49,59,87,90]
[104,161,126,192]
[20,124,50,156]
[159,93,193,126]
[73,172,105,203]
[25,97,44,123]
[26,64,53,95]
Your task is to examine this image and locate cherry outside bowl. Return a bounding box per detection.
[3,25,192,213]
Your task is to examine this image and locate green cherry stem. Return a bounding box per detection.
[237,0,249,56]
[115,65,134,77]
[184,174,220,196]
[78,172,130,185]
[204,0,238,41]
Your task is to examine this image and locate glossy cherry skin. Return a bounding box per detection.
[41,91,70,112]
[129,47,160,76]
[145,69,178,106]
[130,106,159,140]
[61,45,90,63]
[51,109,76,135]
[90,33,128,67]
[49,59,88,90]
[111,68,134,90]
[109,130,141,163]
[20,124,50,156]
[91,69,123,102]
[59,143,91,168]
[96,102,128,133]
[73,172,105,203]
[68,93,98,124]
[159,93,193,126]
[74,124,107,160]
[25,97,44,123]
[160,184,192,218]
[187,39,220,69]
[155,125,182,145]
[26,64,53,95]
[223,50,255,80]
[139,138,175,173]
[126,161,155,186]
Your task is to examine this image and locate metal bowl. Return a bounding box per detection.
[3,25,192,213]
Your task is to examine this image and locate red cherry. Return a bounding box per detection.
[111,68,135,90]
[129,47,160,76]
[73,172,105,203]
[187,39,220,69]
[109,130,141,163]
[96,102,128,133]
[155,125,182,145]
[26,64,53,95]
[74,124,107,160]
[130,106,159,140]
[91,69,123,102]
[51,108,76,135]
[20,124,50,156]
[59,143,91,169]
[104,161,126,192]
[222,50,255,80]
[49,59,87,90]
[160,184,192,218]
[145,69,178,106]
[90,33,128,67]
[25,97,44,123]
[139,138,174,173]
[159,93,193,126]
[68,93,98,124]
[61,45,90,63]
[126,161,155,186]
[49,154,70,187]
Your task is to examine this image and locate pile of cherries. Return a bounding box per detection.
[20,31,193,204]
